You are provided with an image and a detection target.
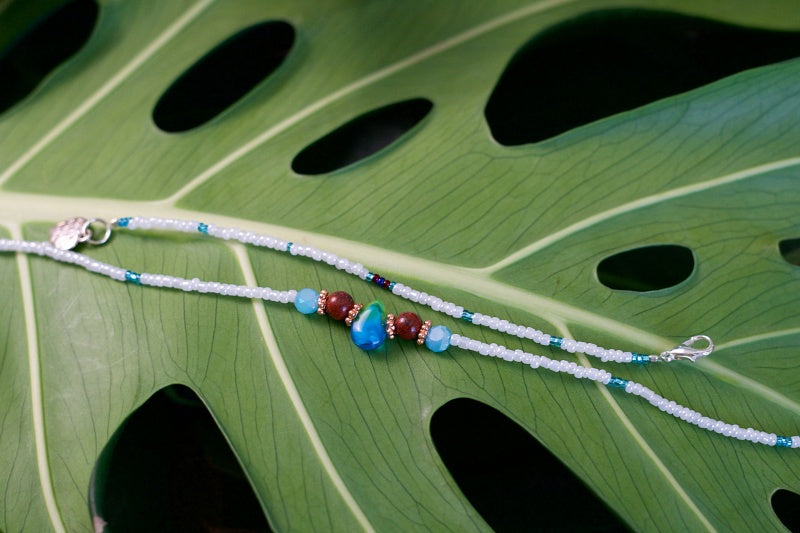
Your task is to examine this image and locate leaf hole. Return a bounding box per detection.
[772,488,800,531]
[485,9,800,145]
[89,384,272,532]
[291,97,433,175]
[779,238,800,266]
[597,244,694,292]
[430,398,627,532]
[0,0,99,116]
[152,20,295,133]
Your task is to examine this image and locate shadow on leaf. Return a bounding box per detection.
[0,0,98,116]
[152,20,295,133]
[431,398,628,532]
[485,8,800,145]
[89,384,271,533]
[597,244,695,292]
[291,97,433,175]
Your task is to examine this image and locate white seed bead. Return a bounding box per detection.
[540,334,551,346]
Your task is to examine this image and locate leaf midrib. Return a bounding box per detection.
[0,190,669,344]
[3,189,799,383]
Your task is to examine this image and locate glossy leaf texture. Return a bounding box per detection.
[1,1,800,531]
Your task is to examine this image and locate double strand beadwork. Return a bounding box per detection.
[0,215,795,450]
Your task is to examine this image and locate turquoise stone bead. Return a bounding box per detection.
[294,288,319,314]
[350,301,386,351]
[424,325,451,352]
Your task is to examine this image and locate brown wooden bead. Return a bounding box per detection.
[326,291,355,321]
[395,311,422,340]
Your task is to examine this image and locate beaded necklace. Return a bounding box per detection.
[2,215,797,450]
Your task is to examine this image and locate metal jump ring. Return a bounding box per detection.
[81,218,112,245]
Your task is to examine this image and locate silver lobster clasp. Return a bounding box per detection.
[660,335,714,363]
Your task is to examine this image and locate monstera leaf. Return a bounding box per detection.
[2,0,800,531]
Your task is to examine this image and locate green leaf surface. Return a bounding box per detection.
[2,0,800,531]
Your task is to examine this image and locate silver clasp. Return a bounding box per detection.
[660,335,714,363]
[49,217,112,250]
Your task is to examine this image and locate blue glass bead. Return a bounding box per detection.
[550,336,563,348]
[776,436,792,448]
[461,310,474,322]
[116,217,130,227]
[125,270,142,284]
[608,377,628,389]
[294,288,319,314]
[198,222,208,234]
[425,325,451,353]
[350,301,386,351]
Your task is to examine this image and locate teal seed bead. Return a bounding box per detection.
[350,301,386,351]
[294,288,319,314]
[425,325,451,352]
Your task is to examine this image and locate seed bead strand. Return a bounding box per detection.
[449,332,799,448]
[116,216,656,365]
[0,237,296,303]
[0,234,797,449]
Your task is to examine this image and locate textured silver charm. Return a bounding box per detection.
[49,217,91,250]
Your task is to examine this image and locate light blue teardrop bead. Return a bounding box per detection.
[350,301,386,351]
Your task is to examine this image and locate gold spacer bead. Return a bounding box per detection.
[316,289,328,315]
[385,313,396,340]
[345,303,363,326]
[417,320,432,345]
